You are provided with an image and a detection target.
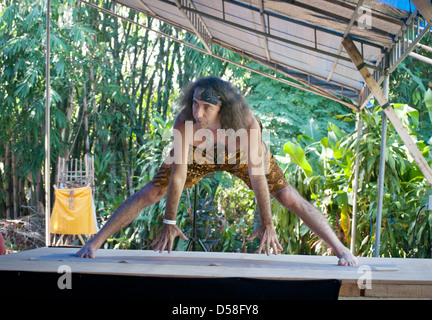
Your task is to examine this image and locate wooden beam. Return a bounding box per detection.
[411,0,432,25]
[327,0,364,82]
[3,247,432,299]
[173,0,213,54]
[259,0,271,61]
[342,37,432,186]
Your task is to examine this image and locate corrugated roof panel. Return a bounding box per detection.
[206,19,268,57]
[192,0,224,19]
[109,0,425,108]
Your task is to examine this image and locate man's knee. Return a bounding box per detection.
[136,182,166,202]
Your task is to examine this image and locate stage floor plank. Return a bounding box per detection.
[1,247,431,298]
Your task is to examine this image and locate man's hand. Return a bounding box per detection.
[151,224,188,253]
[247,225,283,255]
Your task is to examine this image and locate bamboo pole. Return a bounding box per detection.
[409,52,432,65]
[45,0,51,246]
[350,111,362,254]
[374,75,389,257]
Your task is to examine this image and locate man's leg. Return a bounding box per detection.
[76,182,166,258]
[272,185,358,266]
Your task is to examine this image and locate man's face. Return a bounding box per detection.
[192,97,221,128]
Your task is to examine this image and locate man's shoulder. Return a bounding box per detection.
[173,113,189,129]
[245,113,261,130]
[172,114,195,145]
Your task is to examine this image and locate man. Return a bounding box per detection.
[76,76,358,266]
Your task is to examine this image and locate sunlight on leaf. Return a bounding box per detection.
[283,141,313,177]
[425,88,432,123]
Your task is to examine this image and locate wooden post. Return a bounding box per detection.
[342,37,432,186]
[410,0,432,25]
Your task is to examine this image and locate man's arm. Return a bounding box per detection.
[151,116,191,253]
[164,116,189,220]
[245,116,283,255]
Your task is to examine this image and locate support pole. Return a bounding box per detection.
[186,183,207,252]
[409,52,432,65]
[374,75,389,257]
[350,112,362,254]
[45,0,51,246]
[410,0,432,25]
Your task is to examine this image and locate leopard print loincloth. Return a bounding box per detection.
[150,142,289,194]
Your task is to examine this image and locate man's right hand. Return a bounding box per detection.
[151,224,188,253]
[247,224,283,256]
[76,237,99,258]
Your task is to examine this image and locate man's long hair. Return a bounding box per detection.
[177,76,251,131]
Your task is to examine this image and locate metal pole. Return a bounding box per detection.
[186,183,207,251]
[45,0,51,246]
[374,74,389,257]
[192,183,198,241]
[409,52,432,65]
[350,112,362,254]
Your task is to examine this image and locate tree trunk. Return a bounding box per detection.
[89,63,97,150]
[123,139,134,196]
[62,86,75,158]
[162,36,179,118]
[143,72,155,134]
[4,132,10,219]
[12,151,17,219]
[83,83,90,154]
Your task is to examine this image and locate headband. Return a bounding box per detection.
[193,87,222,106]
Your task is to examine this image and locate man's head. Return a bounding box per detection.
[192,88,222,129]
[178,76,251,131]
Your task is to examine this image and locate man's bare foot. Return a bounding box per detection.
[76,239,98,258]
[337,247,358,266]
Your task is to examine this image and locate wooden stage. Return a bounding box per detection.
[1,247,431,299]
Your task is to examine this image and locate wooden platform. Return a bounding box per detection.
[1,247,431,299]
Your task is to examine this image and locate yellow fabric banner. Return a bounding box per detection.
[50,186,98,234]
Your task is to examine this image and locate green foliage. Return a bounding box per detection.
[425,88,432,124]
[283,141,313,177]
[0,1,195,219]
[1,1,432,260]
[244,68,354,156]
[279,104,431,258]
[391,45,432,142]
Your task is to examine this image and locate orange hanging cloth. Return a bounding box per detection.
[50,185,98,235]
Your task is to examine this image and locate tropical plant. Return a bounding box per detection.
[281,103,431,258]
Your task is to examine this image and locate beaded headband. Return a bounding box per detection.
[193,87,222,106]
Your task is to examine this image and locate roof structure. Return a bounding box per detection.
[90,0,432,111]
